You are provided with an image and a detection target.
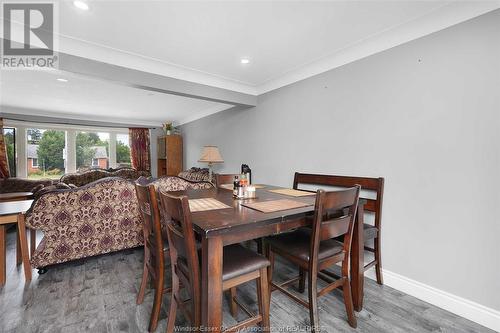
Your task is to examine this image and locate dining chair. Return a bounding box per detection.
[264,186,361,329]
[293,172,385,285]
[134,178,171,332]
[159,190,271,333]
[215,174,237,188]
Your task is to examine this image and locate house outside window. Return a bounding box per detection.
[27,129,65,179]
[77,132,109,171]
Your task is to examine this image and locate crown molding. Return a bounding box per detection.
[257,1,500,94]
[0,105,160,128]
[0,103,240,128]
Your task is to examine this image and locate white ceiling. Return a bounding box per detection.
[0,70,231,126]
[1,1,498,126]
[52,0,499,94]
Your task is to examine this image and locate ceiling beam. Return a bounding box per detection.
[58,52,257,107]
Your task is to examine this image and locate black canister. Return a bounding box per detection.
[241,164,252,184]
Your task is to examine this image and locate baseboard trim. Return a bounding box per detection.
[365,269,500,332]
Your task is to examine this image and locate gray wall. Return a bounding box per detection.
[181,10,500,310]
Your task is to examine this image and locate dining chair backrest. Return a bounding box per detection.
[310,186,360,266]
[293,173,384,230]
[134,177,165,273]
[216,174,237,187]
[158,190,201,324]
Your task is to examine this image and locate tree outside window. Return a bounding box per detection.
[116,134,131,167]
[4,128,16,177]
[30,129,66,179]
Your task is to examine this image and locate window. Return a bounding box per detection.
[3,127,16,177]
[27,128,65,179]
[76,131,109,171]
[116,133,131,167]
[4,122,133,177]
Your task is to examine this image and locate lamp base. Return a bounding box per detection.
[208,163,214,184]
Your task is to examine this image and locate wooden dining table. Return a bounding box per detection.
[0,192,34,202]
[169,185,366,331]
[0,199,33,286]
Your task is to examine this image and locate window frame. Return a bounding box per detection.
[32,158,39,168]
[3,127,17,177]
[2,120,132,178]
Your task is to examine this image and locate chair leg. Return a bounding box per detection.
[256,238,263,254]
[30,229,36,258]
[257,268,270,332]
[0,226,6,286]
[136,264,149,305]
[16,226,22,265]
[265,245,274,302]
[308,270,320,331]
[298,268,306,293]
[148,274,164,332]
[166,268,179,333]
[229,287,238,319]
[342,277,357,328]
[374,236,383,285]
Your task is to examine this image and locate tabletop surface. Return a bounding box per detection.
[167,185,317,236]
[0,200,34,216]
[0,192,34,199]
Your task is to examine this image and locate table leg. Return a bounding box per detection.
[16,213,32,282]
[351,202,365,312]
[201,236,223,331]
[0,225,5,286]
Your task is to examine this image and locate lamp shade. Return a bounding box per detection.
[198,145,224,163]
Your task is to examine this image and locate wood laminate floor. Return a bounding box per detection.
[0,229,493,333]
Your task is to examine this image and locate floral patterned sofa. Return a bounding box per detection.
[178,167,214,183]
[59,167,150,187]
[25,176,213,270]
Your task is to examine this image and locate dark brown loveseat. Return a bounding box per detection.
[59,167,150,187]
[0,178,54,194]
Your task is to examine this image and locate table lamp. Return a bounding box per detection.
[198,145,224,183]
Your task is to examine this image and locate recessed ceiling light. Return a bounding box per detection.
[240,58,250,64]
[56,78,68,82]
[73,0,89,11]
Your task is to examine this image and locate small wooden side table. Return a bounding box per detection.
[0,200,33,286]
[0,192,34,202]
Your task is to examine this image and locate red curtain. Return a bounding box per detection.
[129,128,151,172]
[0,118,10,179]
